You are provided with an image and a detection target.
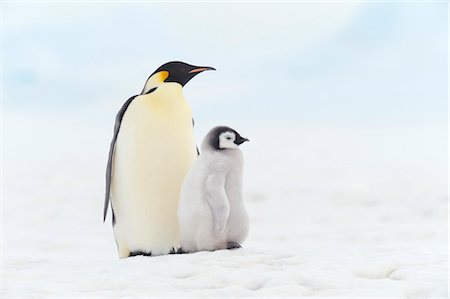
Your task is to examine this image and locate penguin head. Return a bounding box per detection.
[203,126,249,151]
[141,61,215,94]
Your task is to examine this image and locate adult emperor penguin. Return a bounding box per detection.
[178,126,249,253]
[104,61,215,258]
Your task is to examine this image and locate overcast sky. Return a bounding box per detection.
[3,3,447,129]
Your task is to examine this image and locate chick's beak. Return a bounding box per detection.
[235,137,249,145]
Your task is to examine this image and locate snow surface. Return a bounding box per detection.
[2,114,448,298]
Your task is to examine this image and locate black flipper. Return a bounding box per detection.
[111,206,116,226]
[103,88,158,223]
[103,95,138,222]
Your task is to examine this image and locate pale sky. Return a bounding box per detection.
[3,2,448,128]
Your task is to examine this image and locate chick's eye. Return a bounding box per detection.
[226,137,231,140]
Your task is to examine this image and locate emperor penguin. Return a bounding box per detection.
[178,126,249,253]
[104,61,215,258]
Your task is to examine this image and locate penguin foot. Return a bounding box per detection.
[129,250,152,257]
[226,242,242,249]
[177,248,187,254]
[169,247,177,254]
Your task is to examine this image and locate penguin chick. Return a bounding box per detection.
[178,126,249,253]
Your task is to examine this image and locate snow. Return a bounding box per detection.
[2,113,448,298]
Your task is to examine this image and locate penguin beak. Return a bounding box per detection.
[188,66,216,74]
[234,136,249,145]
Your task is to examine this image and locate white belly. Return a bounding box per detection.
[111,88,196,256]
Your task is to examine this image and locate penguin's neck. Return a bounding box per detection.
[140,83,191,119]
[143,82,183,103]
[156,82,183,97]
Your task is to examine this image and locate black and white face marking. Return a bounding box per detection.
[207,126,249,150]
[219,131,239,149]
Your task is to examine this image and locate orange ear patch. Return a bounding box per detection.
[157,71,169,82]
